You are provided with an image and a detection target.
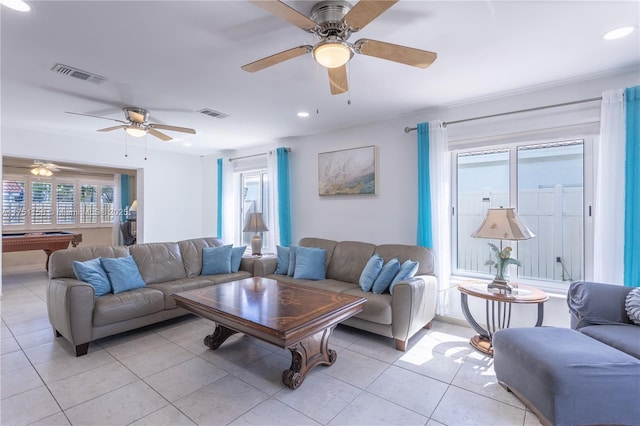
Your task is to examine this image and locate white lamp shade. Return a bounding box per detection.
[125,126,147,138]
[313,41,353,68]
[471,208,535,240]
[130,200,138,212]
[243,212,269,233]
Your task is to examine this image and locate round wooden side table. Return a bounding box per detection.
[457,280,549,356]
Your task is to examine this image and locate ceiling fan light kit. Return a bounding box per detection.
[243,0,436,95]
[30,166,53,177]
[125,124,147,138]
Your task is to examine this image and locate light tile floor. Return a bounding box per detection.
[1,267,543,426]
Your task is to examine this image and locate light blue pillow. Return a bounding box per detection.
[359,254,384,292]
[202,244,233,275]
[275,245,290,275]
[72,257,111,297]
[389,260,420,294]
[231,246,247,273]
[100,256,146,294]
[372,258,401,294]
[293,246,327,280]
[287,246,298,277]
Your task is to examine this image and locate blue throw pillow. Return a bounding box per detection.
[287,246,298,277]
[389,260,420,295]
[293,246,327,280]
[372,258,401,294]
[100,256,146,294]
[202,244,233,275]
[275,245,290,275]
[231,246,247,273]
[72,257,111,297]
[359,254,384,292]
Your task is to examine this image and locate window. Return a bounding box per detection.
[2,175,115,229]
[454,139,588,290]
[240,171,270,249]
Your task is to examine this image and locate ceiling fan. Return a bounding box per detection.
[242,0,437,95]
[30,160,82,177]
[66,107,196,141]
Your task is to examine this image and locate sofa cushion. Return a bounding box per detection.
[342,288,393,325]
[296,279,357,294]
[625,288,640,326]
[293,247,327,280]
[326,241,376,284]
[73,258,111,297]
[148,278,216,309]
[359,254,383,292]
[579,324,640,359]
[130,242,187,284]
[202,245,233,275]
[375,244,434,276]
[206,271,252,284]
[372,258,400,294]
[100,256,147,294]
[389,260,419,294]
[178,237,224,277]
[49,246,130,280]
[275,245,290,275]
[93,288,165,327]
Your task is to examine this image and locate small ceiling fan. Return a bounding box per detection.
[30,160,82,177]
[66,107,196,141]
[242,0,437,95]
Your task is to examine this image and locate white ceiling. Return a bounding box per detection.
[1,1,638,156]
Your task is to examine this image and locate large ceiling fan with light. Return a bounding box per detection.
[66,107,196,141]
[242,0,437,95]
[30,160,82,176]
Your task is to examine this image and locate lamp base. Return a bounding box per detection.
[251,234,263,256]
[487,279,513,294]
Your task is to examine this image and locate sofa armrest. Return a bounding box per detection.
[253,257,278,277]
[47,278,96,347]
[239,257,257,275]
[391,275,438,344]
[567,281,633,329]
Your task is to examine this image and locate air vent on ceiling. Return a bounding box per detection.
[51,63,106,84]
[198,108,229,119]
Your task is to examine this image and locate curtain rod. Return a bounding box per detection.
[403,96,602,133]
[228,147,291,162]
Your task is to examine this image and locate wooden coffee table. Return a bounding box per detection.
[173,277,366,389]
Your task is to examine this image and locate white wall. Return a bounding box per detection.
[1,127,207,243]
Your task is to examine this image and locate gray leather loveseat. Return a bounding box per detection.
[253,237,438,351]
[47,237,252,356]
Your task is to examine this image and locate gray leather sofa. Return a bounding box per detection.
[253,237,438,351]
[47,237,253,356]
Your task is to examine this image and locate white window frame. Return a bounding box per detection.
[450,136,595,294]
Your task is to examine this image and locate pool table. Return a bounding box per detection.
[2,231,83,270]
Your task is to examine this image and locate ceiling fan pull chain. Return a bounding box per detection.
[144,135,148,161]
[347,62,352,106]
[124,133,128,158]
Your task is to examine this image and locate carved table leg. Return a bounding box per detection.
[282,326,337,389]
[204,324,237,350]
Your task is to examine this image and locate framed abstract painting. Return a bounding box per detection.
[318,145,376,196]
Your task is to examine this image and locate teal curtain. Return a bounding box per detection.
[624,85,639,287]
[120,174,131,222]
[277,148,292,247]
[216,158,223,238]
[417,122,432,247]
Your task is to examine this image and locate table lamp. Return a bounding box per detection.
[243,212,269,256]
[471,207,535,293]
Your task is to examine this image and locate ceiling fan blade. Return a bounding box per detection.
[147,128,173,141]
[128,110,146,123]
[242,45,313,72]
[328,65,349,95]
[355,39,437,69]
[97,125,126,132]
[343,1,398,31]
[248,0,317,31]
[66,111,129,124]
[151,124,196,134]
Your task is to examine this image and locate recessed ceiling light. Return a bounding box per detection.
[182,142,192,147]
[603,26,635,40]
[0,0,30,12]
[297,112,310,118]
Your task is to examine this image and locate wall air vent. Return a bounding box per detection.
[51,63,106,84]
[198,108,229,119]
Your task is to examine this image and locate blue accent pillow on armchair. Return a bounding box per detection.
[389,260,419,294]
[293,246,327,280]
[359,254,384,292]
[202,244,233,275]
[372,258,401,294]
[100,256,146,294]
[275,245,290,275]
[72,257,111,297]
[287,246,298,277]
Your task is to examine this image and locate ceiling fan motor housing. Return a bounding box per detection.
[123,107,150,123]
[310,1,353,40]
